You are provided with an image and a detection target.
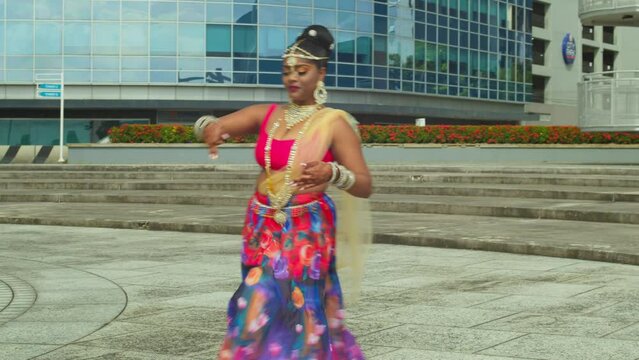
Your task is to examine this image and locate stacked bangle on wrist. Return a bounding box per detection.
[194,115,219,141]
[328,162,356,191]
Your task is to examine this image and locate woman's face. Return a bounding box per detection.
[282,57,326,105]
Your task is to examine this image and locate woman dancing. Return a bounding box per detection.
[196,25,372,360]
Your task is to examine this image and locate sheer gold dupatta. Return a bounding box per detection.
[257,108,372,307]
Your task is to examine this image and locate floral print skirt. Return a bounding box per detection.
[219,192,365,360]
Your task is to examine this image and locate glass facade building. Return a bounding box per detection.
[0,0,533,145]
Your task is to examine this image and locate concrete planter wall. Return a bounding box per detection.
[67,143,639,165]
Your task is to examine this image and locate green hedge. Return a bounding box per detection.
[108,124,639,144]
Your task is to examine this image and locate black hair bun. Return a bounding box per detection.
[297,25,335,54]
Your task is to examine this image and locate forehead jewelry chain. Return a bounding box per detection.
[264,112,317,225]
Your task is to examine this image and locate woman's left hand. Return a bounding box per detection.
[292,161,332,190]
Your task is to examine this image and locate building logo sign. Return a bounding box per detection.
[562,33,577,65]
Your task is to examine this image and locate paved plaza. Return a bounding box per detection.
[1,224,639,359]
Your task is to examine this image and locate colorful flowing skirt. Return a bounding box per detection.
[219,192,365,360]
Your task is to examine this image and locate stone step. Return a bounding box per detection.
[4,163,639,176]
[1,170,638,187]
[1,190,637,225]
[1,201,637,265]
[1,179,638,202]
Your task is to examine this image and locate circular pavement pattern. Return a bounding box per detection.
[0,273,36,326]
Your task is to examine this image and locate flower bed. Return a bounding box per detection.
[108,124,639,145]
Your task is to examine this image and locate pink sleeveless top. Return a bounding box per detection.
[255,104,334,170]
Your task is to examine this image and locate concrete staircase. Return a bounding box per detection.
[1,164,638,264]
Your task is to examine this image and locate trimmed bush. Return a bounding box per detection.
[109,124,639,145]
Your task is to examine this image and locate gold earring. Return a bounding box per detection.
[314,80,328,105]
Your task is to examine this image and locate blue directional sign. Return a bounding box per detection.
[37,91,61,98]
[38,83,62,90]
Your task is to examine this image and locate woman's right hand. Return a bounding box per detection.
[203,123,230,159]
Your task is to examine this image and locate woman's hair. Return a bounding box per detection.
[292,25,334,68]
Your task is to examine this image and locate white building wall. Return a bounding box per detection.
[527,0,639,126]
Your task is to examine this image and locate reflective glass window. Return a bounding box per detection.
[260,0,285,5]
[178,71,205,84]
[179,24,205,56]
[206,25,231,57]
[206,58,232,74]
[337,31,356,63]
[7,56,33,69]
[459,48,468,75]
[66,71,91,83]
[415,40,425,70]
[235,4,257,24]
[316,0,336,9]
[7,0,33,19]
[122,71,149,83]
[208,3,232,23]
[151,57,177,70]
[64,22,91,55]
[5,70,33,83]
[259,26,286,59]
[122,23,148,56]
[233,25,257,58]
[427,0,436,12]
[288,7,312,27]
[35,22,62,55]
[64,56,91,69]
[35,0,62,20]
[400,38,414,69]
[234,73,257,84]
[374,2,387,15]
[122,1,149,21]
[35,56,62,69]
[373,35,387,65]
[339,0,356,11]
[426,42,436,71]
[357,0,373,13]
[258,5,284,25]
[151,2,177,21]
[151,71,176,83]
[179,2,205,22]
[357,65,371,77]
[0,0,4,18]
[93,23,120,55]
[356,36,372,64]
[357,13,372,33]
[259,60,281,73]
[387,37,400,67]
[93,1,120,21]
[315,10,337,29]
[338,12,356,31]
[151,23,177,56]
[0,22,3,55]
[121,57,148,70]
[374,16,387,34]
[64,0,90,20]
[259,73,282,85]
[234,59,257,72]
[180,57,205,71]
[289,0,312,6]
[6,22,33,55]
[93,56,118,70]
[93,71,120,83]
[426,25,436,42]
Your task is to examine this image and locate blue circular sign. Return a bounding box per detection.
[562,33,577,65]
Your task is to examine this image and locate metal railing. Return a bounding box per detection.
[579,70,639,131]
[580,0,639,13]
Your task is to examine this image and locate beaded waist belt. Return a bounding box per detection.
[252,198,319,224]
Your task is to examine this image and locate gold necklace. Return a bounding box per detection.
[285,104,320,130]
[264,110,317,225]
